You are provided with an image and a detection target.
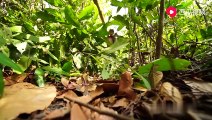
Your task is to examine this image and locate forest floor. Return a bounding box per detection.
[1,58,212,120]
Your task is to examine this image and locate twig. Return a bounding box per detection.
[64,96,134,120]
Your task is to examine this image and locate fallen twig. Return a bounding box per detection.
[64,96,134,120]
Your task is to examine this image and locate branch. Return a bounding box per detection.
[93,0,105,24]
[195,0,208,27]
[64,96,134,120]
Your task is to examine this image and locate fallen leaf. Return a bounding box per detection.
[118,71,136,100]
[44,107,70,120]
[112,98,129,108]
[96,102,116,120]
[61,77,70,87]
[64,86,104,103]
[4,73,28,85]
[0,82,56,120]
[71,104,88,120]
[148,64,163,88]
[133,83,148,92]
[160,82,183,114]
[185,80,212,93]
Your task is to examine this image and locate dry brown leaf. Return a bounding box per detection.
[96,103,116,120]
[64,86,104,104]
[118,71,136,100]
[44,107,70,120]
[148,64,163,88]
[185,80,212,93]
[56,90,78,99]
[71,104,88,120]
[4,73,28,85]
[61,77,70,87]
[112,98,129,108]
[160,82,183,114]
[133,83,147,92]
[0,82,56,120]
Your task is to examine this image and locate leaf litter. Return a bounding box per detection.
[1,64,212,120]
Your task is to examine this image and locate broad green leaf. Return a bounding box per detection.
[0,53,23,74]
[45,0,63,6]
[10,26,22,33]
[64,6,80,27]
[36,11,57,22]
[138,57,191,74]
[17,56,32,72]
[111,0,125,7]
[62,61,73,72]
[103,38,129,53]
[0,70,4,98]
[42,66,70,76]
[35,68,45,87]
[78,5,94,20]
[133,71,151,89]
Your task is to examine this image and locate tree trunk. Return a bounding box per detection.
[155,0,165,59]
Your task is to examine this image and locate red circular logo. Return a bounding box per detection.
[166,6,177,18]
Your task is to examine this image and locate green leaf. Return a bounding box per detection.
[138,57,191,74]
[42,66,70,76]
[26,34,51,43]
[35,68,45,87]
[170,33,175,43]
[0,36,6,47]
[64,6,80,27]
[101,66,110,79]
[17,56,32,72]
[103,38,129,53]
[62,61,73,72]
[200,29,207,39]
[10,26,22,33]
[0,53,23,74]
[47,51,59,61]
[111,0,125,7]
[45,0,63,6]
[78,5,94,20]
[133,71,151,89]
[0,70,4,98]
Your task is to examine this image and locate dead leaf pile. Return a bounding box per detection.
[0,82,56,120]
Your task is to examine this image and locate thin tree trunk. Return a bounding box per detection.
[155,0,165,59]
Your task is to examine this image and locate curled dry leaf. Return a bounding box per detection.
[0,82,56,120]
[61,77,70,87]
[44,107,70,120]
[148,64,163,89]
[160,82,183,114]
[112,98,129,108]
[64,86,104,104]
[118,71,136,100]
[4,73,28,85]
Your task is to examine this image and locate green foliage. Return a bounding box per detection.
[0,53,23,74]
[0,70,4,98]
[0,0,211,91]
[35,68,45,87]
[138,58,191,74]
